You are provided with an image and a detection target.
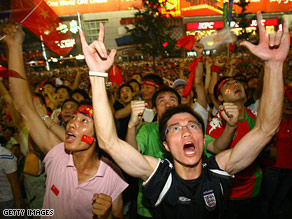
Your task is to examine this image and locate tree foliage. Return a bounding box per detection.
[126,0,177,62]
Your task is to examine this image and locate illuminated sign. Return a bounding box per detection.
[187,19,278,30]
[44,0,292,16]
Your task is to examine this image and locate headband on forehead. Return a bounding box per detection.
[142,80,161,89]
[76,105,93,118]
[216,78,233,99]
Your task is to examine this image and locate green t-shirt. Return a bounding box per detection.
[136,122,171,217]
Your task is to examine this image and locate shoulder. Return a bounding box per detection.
[0,146,17,173]
[245,107,257,118]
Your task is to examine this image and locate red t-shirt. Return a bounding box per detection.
[263,117,292,169]
[206,108,262,199]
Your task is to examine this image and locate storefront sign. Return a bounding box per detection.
[187,19,278,30]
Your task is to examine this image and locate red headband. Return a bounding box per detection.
[76,105,93,118]
[216,78,233,98]
[142,80,161,89]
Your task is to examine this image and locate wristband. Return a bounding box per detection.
[41,115,50,121]
[89,71,108,77]
[211,65,220,73]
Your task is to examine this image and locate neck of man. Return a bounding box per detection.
[72,144,99,172]
[233,101,245,119]
[174,159,203,180]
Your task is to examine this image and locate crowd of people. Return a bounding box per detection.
[0,12,292,219]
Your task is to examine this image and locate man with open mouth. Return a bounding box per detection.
[85,12,289,219]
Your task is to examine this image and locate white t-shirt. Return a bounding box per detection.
[193,102,209,133]
[143,108,155,123]
[0,145,17,202]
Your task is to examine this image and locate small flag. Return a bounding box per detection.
[81,135,94,145]
[51,185,59,196]
[109,65,123,87]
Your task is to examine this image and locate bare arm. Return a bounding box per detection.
[125,100,146,151]
[3,25,61,155]
[216,12,290,175]
[111,193,123,218]
[114,103,131,119]
[79,25,158,181]
[193,42,208,109]
[7,171,22,207]
[33,97,65,141]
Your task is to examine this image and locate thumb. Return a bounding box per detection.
[240,41,256,52]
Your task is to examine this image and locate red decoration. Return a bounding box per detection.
[81,135,94,145]
[51,185,59,196]
[10,0,73,57]
[176,35,197,51]
[163,42,168,47]
[76,105,93,118]
[182,57,200,97]
[211,65,220,73]
[109,65,123,86]
[0,65,22,78]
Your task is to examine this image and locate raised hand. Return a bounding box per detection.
[219,102,239,128]
[240,11,290,62]
[79,23,116,73]
[2,24,25,47]
[193,42,204,57]
[128,100,146,128]
[92,193,112,219]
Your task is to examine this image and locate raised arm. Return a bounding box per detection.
[125,100,146,151]
[207,103,239,154]
[216,12,290,174]
[3,24,61,154]
[79,24,158,181]
[193,42,208,109]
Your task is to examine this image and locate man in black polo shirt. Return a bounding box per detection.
[83,12,290,218]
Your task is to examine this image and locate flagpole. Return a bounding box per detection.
[40,35,50,71]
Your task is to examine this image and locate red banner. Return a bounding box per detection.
[10,0,74,57]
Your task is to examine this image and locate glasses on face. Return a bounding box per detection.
[166,121,202,136]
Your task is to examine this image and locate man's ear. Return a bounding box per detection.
[153,106,157,114]
[218,94,223,102]
[163,141,170,152]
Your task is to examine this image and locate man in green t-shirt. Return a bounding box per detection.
[126,87,181,218]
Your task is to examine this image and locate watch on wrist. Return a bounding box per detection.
[41,115,50,121]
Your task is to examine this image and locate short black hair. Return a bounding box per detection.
[71,88,89,101]
[159,105,205,142]
[142,74,164,87]
[43,81,56,88]
[152,87,181,108]
[118,83,133,99]
[128,79,141,90]
[56,85,72,96]
[61,99,79,110]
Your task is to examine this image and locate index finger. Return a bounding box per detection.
[256,11,266,42]
[98,23,104,42]
[282,15,289,33]
[79,28,88,49]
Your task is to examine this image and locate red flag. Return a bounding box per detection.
[176,35,197,51]
[109,65,123,87]
[10,0,74,57]
[0,65,23,78]
[182,57,200,97]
